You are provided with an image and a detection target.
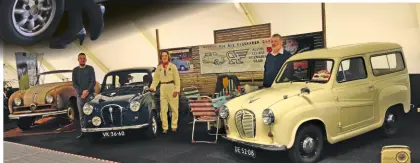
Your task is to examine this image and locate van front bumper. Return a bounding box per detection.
[222,135,287,151]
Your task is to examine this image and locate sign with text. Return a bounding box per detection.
[199,31,325,74]
[199,38,272,74]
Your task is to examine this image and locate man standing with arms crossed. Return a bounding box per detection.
[263,34,293,88]
[72,53,96,138]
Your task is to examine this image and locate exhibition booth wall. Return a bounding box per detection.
[2,3,420,103]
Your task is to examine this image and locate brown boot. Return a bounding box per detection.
[162,129,168,134]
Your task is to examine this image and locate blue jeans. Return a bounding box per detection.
[76,95,86,128]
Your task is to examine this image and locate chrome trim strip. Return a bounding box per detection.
[222,136,287,151]
[9,110,67,119]
[81,123,149,132]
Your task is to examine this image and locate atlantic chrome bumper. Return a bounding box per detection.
[222,135,287,151]
[9,110,67,119]
[81,123,149,132]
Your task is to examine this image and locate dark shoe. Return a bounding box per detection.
[162,130,168,135]
[171,128,177,132]
[49,28,86,49]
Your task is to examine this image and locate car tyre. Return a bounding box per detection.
[144,110,159,139]
[17,117,36,130]
[0,0,64,45]
[67,101,78,122]
[381,109,400,137]
[288,124,324,163]
[4,106,10,123]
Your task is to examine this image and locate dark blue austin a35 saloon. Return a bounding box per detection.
[81,67,162,139]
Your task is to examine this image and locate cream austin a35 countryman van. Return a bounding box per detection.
[219,42,411,163]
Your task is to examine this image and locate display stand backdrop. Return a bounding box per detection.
[15,52,40,90]
[160,24,325,95]
[199,31,324,74]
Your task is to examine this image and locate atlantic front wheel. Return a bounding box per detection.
[288,124,324,163]
[144,111,159,139]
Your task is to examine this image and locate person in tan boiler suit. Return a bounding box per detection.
[149,50,181,134]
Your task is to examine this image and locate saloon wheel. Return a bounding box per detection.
[381,109,400,136]
[17,117,36,130]
[67,102,78,122]
[144,111,159,139]
[0,0,64,45]
[288,124,324,163]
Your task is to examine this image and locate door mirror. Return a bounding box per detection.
[301,87,310,94]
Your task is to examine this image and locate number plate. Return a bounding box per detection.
[234,146,256,158]
[102,131,125,137]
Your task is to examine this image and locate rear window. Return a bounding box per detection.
[370,52,405,76]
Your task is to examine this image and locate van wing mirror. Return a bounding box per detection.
[301,87,310,94]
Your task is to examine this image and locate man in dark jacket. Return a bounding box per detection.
[263,34,292,88]
[72,53,96,138]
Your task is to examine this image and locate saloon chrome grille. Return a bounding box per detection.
[235,109,256,138]
[101,104,123,126]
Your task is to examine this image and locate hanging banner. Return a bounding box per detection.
[199,38,272,74]
[199,31,325,74]
[160,47,194,73]
[15,52,40,90]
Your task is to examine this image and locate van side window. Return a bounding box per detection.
[370,52,405,76]
[336,57,367,83]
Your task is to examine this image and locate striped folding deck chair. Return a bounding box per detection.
[189,97,220,144]
[182,87,211,123]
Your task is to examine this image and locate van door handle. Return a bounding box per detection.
[369,85,374,89]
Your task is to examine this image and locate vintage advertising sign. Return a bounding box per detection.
[160,47,194,73]
[199,38,272,74]
[199,31,325,74]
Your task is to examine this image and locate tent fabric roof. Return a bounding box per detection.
[3,3,420,88]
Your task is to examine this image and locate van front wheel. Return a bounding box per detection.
[288,124,324,163]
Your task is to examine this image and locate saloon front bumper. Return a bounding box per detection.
[9,110,67,119]
[222,135,287,151]
[81,123,149,132]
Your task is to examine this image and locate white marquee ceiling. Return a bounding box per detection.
[3,3,420,88]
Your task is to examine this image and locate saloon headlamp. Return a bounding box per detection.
[262,109,275,125]
[219,105,229,119]
[83,103,93,115]
[92,116,102,126]
[45,94,54,103]
[14,98,22,106]
[130,101,141,112]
